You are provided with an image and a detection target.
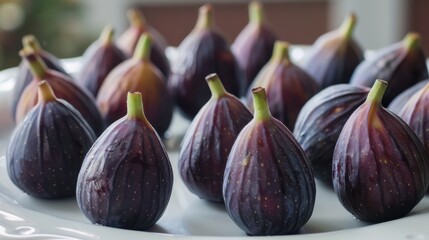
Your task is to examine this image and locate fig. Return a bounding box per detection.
[168,4,244,119]
[223,87,315,235]
[333,79,429,222]
[304,14,364,89]
[350,33,428,105]
[117,9,170,78]
[15,49,104,135]
[388,79,429,114]
[77,92,173,230]
[293,84,369,185]
[246,41,318,130]
[179,73,252,202]
[12,35,69,117]
[97,34,173,137]
[231,1,277,94]
[76,26,127,97]
[6,81,96,199]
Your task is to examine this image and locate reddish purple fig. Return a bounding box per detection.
[388,79,429,114]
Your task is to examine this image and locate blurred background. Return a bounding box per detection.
[0,0,425,70]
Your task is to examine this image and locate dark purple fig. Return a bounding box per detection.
[350,33,428,105]
[231,1,277,94]
[77,92,173,230]
[388,79,429,114]
[117,9,170,78]
[12,35,69,117]
[179,73,252,202]
[246,41,318,130]
[15,49,104,135]
[168,4,244,119]
[293,84,369,185]
[6,81,96,199]
[333,79,429,222]
[304,14,364,89]
[97,34,173,137]
[223,87,315,235]
[76,25,127,97]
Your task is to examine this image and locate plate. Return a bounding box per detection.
[1,47,429,240]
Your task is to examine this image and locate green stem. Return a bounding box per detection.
[100,25,114,46]
[127,92,146,121]
[249,1,264,25]
[127,8,146,28]
[195,4,214,29]
[19,48,48,80]
[271,41,290,64]
[206,73,227,99]
[22,35,41,52]
[365,79,388,105]
[403,32,421,51]
[133,34,152,60]
[340,13,356,39]
[37,80,57,103]
[252,87,271,121]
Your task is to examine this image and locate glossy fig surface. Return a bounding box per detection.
[77,92,173,230]
[179,73,252,202]
[388,79,429,114]
[6,81,96,199]
[333,79,429,222]
[223,87,315,235]
[294,84,369,185]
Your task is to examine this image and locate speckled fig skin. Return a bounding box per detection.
[293,84,369,185]
[77,92,173,230]
[179,74,252,202]
[16,50,104,136]
[7,81,96,199]
[168,4,243,119]
[350,33,428,105]
[333,80,429,222]
[388,79,429,114]
[223,87,315,236]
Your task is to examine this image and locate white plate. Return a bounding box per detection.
[2,48,429,240]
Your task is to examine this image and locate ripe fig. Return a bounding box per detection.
[293,84,369,185]
[76,26,127,97]
[77,92,173,230]
[333,79,429,222]
[388,79,429,114]
[231,1,277,94]
[117,9,170,78]
[246,41,318,130]
[350,33,428,105]
[168,4,244,119]
[12,35,69,117]
[179,73,252,202]
[304,14,364,89]
[6,81,96,199]
[223,87,315,235]
[15,49,104,135]
[97,34,173,137]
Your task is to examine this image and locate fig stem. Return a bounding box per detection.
[37,80,57,103]
[127,92,146,121]
[19,48,48,80]
[252,87,271,121]
[340,13,356,39]
[404,32,421,51]
[365,79,388,105]
[206,73,227,99]
[195,4,214,29]
[22,35,41,52]
[127,9,146,28]
[100,25,114,46]
[249,1,264,25]
[271,41,290,64]
[133,34,152,60]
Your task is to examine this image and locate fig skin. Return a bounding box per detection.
[333,79,429,222]
[77,26,127,97]
[388,79,429,114]
[168,4,244,119]
[179,73,252,202]
[6,81,96,199]
[246,41,318,130]
[231,1,277,94]
[97,34,173,137]
[350,33,429,105]
[293,84,369,185]
[223,87,315,236]
[15,49,104,136]
[77,92,173,230]
[304,14,364,90]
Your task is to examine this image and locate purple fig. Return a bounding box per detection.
[388,79,429,114]
[333,79,429,222]
[168,4,244,119]
[77,92,173,230]
[223,87,315,235]
[7,81,96,199]
[231,1,277,94]
[179,73,252,202]
[246,41,318,130]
